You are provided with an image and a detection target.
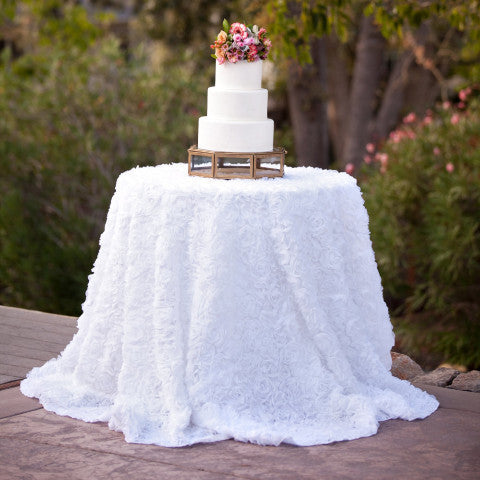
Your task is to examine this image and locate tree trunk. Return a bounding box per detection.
[342,16,386,168]
[372,23,436,141]
[402,22,449,116]
[325,34,350,163]
[286,37,329,168]
[371,50,414,141]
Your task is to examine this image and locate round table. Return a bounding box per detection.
[21,164,438,447]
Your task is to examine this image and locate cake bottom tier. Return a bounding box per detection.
[198,116,274,152]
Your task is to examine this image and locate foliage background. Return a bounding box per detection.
[359,95,480,369]
[0,6,207,314]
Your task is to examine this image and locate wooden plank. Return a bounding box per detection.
[0,324,76,345]
[0,310,78,329]
[0,379,21,390]
[0,304,71,319]
[0,353,49,369]
[0,374,18,384]
[0,306,77,386]
[0,314,77,336]
[0,305,77,328]
[0,343,58,362]
[0,332,69,354]
[0,387,41,419]
[0,363,31,378]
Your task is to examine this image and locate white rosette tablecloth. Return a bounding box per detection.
[21,164,438,447]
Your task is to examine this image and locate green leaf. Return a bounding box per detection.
[223,18,230,33]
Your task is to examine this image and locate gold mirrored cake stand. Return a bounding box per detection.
[187,146,286,179]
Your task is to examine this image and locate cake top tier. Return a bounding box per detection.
[210,19,271,65]
[215,60,263,90]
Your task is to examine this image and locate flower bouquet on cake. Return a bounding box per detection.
[210,19,272,64]
[188,20,285,179]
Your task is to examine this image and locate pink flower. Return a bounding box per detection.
[450,113,460,125]
[459,87,472,101]
[366,142,375,153]
[374,153,389,174]
[258,27,267,38]
[247,45,258,61]
[422,115,432,126]
[389,130,402,143]
[442,101,451,110]
[458,101,466,109]
[375,152,388,165]
[363,154,372,164]
[345,163,355,175]
[446,162,454,173]
[406,129,416,139]
[233,34,245,46]
[375,153,388,173]
[230,22,248,39]
[226,50,239,63]
[433,147,441,156]
[403,112,416,124]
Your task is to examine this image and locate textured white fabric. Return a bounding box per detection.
[21,164,439,447]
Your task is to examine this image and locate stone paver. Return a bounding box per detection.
[0,388,479,480]
[1,306,479,479]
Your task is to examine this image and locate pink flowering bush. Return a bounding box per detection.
[210,19,271,64]
[360,88,480,368]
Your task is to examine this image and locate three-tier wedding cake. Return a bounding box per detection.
[198,60,274,152]
[188,21,285,179]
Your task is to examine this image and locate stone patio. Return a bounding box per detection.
[1,305,479,479]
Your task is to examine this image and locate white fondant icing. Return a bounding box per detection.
[207,87,268,121]
[198,60,274,152]
[198,116,274,152]
[215,60,263,90]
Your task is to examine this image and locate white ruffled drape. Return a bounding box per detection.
[21,164,438,447]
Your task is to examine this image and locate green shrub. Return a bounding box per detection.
[0,37,207,315]
[360,92,480,369]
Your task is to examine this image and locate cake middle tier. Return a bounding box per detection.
[198,116,274,152]
[207,87,268,121]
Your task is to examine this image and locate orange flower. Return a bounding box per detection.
[217,30,227,45]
